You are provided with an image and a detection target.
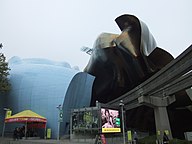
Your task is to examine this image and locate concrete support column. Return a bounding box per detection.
[138,95,175,140]
[154,106,172,140]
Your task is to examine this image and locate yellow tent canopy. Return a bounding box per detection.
[5,110,47,123]
[4,110,47,138]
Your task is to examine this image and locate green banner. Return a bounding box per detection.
[6,110,12,118]
[47,128,51,139]
[164,130,169,135]
[127,131,132,141]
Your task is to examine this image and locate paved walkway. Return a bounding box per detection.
[0,138,92,144]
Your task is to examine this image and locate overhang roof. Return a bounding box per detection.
[5,110,47,123]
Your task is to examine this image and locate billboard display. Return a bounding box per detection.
[101,108,121,133]
[72,110,99,130]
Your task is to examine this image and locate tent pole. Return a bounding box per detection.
[44,123,47,139]
[2,122,6,137]
[25,122,27,139]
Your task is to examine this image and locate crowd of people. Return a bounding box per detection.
[13,126,25,140]
[13,126,37,140]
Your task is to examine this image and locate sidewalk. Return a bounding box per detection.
[0,138,92,144]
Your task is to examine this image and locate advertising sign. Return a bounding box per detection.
[101,108,121,133]
[59,110,63,122]
[184,132,192,141]
[47,128,51,139]
[6,110,12,118]
[127,131,132,141]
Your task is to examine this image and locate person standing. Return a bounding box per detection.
[13,127,19,140]
[133,131,138,144]
[163,132,169,144]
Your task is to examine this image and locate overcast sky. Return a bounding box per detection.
[0,0,192,70]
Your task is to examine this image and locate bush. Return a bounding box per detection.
[169,139,192,144]
[138,135,192,144]
[138,135,156,144]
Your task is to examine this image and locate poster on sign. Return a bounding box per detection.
[101,108,121,133]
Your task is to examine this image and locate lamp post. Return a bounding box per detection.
[2,108,10,137]
[119,100,126,144]
[56,104,63,142]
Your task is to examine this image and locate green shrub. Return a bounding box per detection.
[138,135,192,144]
[138,135,156,144]
[169,139,192,144]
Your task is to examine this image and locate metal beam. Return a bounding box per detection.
[108,44,192,109]
[150,71,192,97]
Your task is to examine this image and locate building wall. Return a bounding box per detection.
[60,72,95,136]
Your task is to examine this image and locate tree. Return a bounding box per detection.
[0,43,11,92]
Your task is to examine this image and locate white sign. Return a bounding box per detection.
[184,132,192,141]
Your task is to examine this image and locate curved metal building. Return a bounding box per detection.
[84,14,173,105]
[1,57,94,138]
[84,14,192,139]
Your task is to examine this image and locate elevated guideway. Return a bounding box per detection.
[107,44,192,139]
